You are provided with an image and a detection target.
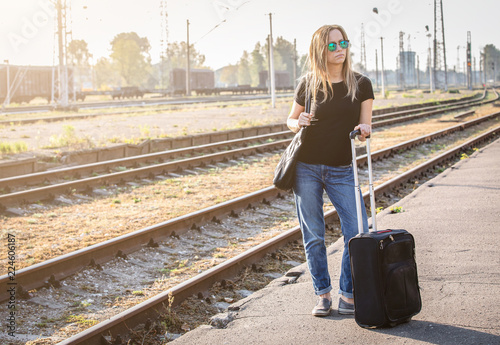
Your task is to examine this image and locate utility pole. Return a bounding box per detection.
[375,49,379,89]
[269,13,276,108]
[293,38,297,87]
[3,60,10,107]
[266,35,271,94]
[425,25,434,92]
[160,0,169,92]
[56,0,69,109]
[360,23,367,72]
[268,13,276,108]
[473,56,476,87]
[480,50,484,87]
[399,31,405,90]
[407,34,415,87]
[380,37,386,98]
[186,19,191,96]
[417,55,420,89]
[433,0,448,91]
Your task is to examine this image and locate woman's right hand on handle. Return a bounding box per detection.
[298,112,313,127]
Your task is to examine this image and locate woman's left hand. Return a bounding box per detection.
[354,124,371,142]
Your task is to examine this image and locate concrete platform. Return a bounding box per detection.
[172,138,500,345]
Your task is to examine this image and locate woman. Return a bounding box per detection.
[287,24,373,317]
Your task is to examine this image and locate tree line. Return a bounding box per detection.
[67,32,500,91]
[67,32,306,90]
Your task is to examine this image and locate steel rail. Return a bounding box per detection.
[1,116,498,304]
[1,93,484,189]
[58,125,500,345]
[0,131,292,190]
[373,87,497,127]
[371,89,486,122]
[0,186,284,303]
[0,100,494,208]
[1,90,480,119]
[0,140,289,207]
[0,93,293,117]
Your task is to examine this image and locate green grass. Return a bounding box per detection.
[44,124,95,150]
[0,141,28,154]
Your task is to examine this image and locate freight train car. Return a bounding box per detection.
[0,64,84,104]
[259,70,293,90]
[170,68,215,95]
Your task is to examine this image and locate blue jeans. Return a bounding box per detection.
[293,161,368,298]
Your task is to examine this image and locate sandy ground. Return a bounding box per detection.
[0,90,477,161]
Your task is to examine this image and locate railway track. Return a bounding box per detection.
[1,109,498,344]
[0,91,495,210]
[50,124,500,345]
[0,91,497,343]
[3,111,499,301]
[0,93,294,118]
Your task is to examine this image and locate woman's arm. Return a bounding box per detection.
[354,98,373,141]
[287,101,311,133]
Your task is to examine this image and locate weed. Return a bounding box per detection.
[46,124,95,150]
[108,136,121,143]
[178,259,188,268]
[66,314,98,326]
[0,141,28,154]
[390,206,404,213]
[139,124,151,137]
[132,290,144,296]
[160,268,171,274]
[235,119,262,128]
[161,293,184,333]
[112,199,121,204]
[80,299,92,307]
[376,207,384,214]
[460,153,469,160]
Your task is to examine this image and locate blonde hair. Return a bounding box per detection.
[305,24,358,103]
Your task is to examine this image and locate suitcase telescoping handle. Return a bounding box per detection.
[349,129,377,234]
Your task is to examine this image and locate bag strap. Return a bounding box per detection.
[304,79,312,114]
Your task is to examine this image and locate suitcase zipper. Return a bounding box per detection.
[379,235,395,250]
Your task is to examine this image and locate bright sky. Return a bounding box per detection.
[1,0,499,72]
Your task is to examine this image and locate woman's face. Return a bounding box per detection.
[326,29,347,66]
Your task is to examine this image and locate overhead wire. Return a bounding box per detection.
[192,0,252,45]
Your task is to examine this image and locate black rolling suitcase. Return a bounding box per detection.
[348,129,422,328]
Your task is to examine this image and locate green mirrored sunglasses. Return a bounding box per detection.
[327,40,349,52]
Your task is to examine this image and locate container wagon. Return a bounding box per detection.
[258,70,292,90]
[0,64,84,104]
[170,68,215,95]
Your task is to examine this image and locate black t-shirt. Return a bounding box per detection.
[294,73,374,167]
